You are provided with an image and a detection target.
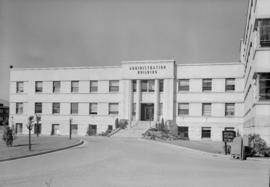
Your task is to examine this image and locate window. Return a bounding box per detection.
[132,103,136,117]
[16,102,23,114]
[35,81,43,93]
[16,82,24,93]
[178,126,189,138]
[109,103,118,115]
[70,103,78,114]
[201,127,211,138]
[178,79,189,91]
[109,80,119,92]
[259,73,270,100]
[89,103,97,115]
[259,19,270,47]
[15,123,23,134]
[178,103,189,116]
[141,80,155,92]
[87,124,97,136]
[159,80,164,92]
[53,81,61,93]
[225,103,235,116]
[52,103,60,114]
[108,125,113,132]
[35,103,42,114]
[225,78,235,91]
[141,80,148,92]
[159,103,163,116]
[202,79,212,91]
[71,81,79,93]
[90,80,98,92]
[51,124,60,135]
[202,103,211,116]
[148,80,155,92]
[71,124,78,135]
[132,80,137,92]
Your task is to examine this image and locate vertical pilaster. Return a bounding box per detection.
[129,80,133,121]
[154,79,160,122]
[136,80,141,121]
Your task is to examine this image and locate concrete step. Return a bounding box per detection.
[112,121,151,138]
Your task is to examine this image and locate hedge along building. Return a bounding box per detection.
[9,0,270,144]
[9,60,245,141]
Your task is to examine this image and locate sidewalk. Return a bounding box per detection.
[0,135,82,161]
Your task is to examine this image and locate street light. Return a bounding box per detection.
[69,117,73,140]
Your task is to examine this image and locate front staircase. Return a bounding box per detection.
[111,121,154,138]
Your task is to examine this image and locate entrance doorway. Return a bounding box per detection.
[141,103,154,121]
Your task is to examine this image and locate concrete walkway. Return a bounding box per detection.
[0,137,269,187]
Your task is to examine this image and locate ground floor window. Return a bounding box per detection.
[34,123,42,135]
[87,124,97,136]
[15,123,23,134]
[107,125,113,133]
[51,124,60,135]
[201,127,211,138]
[71,124,78,135]
[178,126,189,139]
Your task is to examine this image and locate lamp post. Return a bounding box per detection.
[69,117,73,140]
[11,115,14,133]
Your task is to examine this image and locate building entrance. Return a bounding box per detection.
[141,103,154,121]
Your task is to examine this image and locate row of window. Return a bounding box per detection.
[178,103,235,117]
[178,78,235,92]
[14,123,113,136]
[15,78,237,94]
[15,102,119,115]
[16,80,119,94]
[178,126,235,139]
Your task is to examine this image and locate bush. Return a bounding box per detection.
[248,134,268,156]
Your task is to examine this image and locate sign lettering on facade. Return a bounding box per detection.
[129,65,167,75]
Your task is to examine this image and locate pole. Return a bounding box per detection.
[224,142,227,155]
[69,119,72,140]
[29,128,31,151]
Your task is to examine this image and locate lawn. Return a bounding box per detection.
[0,135,81,161]
[157,139,226,154]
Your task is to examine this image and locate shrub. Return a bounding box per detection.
[118,119,128,129]
[248,134,268,156]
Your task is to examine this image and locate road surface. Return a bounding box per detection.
[0,137,269,187]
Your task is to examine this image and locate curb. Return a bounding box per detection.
[0,139,84,162]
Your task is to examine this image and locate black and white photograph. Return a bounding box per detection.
[0,0,269,186]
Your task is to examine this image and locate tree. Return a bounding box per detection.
[35,114,41,137]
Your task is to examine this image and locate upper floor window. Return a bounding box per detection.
[16,102,23,114]
[89,103,98,115]
[202,103,211,116]
[35,81,43,93]
[178,79,189,91]
[109,80,119,92]
[16,81,24,93]
[259,19,270,47]
[141,80,155,92]
[159,80,164,92]
[35,102,42,114]
[132,80,137,92]
[70,103,78,114]
[202,79,212,92]
[52,103,60,114]
[259,73,270,100]
[225,78,235,92]
[53,81,61,93]
[90,80,98,93]
[71,81,79,93]
[225,103,235,117]
[178,103,189,116]
[109,103,119,115]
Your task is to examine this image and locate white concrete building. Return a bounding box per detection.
[9,0,270,144]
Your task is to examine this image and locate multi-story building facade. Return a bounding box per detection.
[8,0,270,144]
[240,0,270,144]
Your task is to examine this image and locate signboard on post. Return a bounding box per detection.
[222,130,236,143]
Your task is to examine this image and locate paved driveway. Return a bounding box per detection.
[0,137,269,187]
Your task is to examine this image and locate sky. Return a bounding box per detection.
[0,0,248,101]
